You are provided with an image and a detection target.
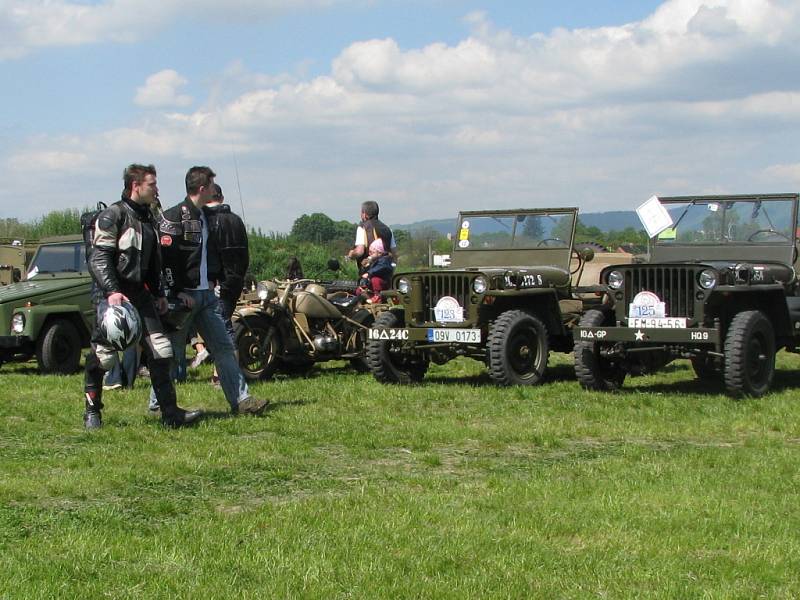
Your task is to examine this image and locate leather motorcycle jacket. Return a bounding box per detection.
[158,198,221,294]
[89,196,163,298]
[204,203,250,301]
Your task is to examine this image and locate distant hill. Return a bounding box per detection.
[393,210,643,236]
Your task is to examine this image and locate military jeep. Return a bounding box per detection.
[0,236,93,373]
[574,193,800,397]
[366,207,605,385]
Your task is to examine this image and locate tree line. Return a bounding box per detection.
[1,208,648,281]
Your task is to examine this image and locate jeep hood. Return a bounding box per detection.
[0,276,91,304]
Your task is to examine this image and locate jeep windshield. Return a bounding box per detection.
[27,242,87,277]
[650,195,798,264]
[450,208,577,270]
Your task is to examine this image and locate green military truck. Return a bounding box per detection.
[366,207,608,386]
[574,193,800,397]
[0,236,93,373]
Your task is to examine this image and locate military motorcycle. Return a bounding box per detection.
[232,260,385,380]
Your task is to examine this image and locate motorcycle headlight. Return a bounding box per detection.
[472,275,488,294]
[11,313,25,334]
[698,269,717,290]
[256,281,278,301]
[607,270,624,290]
[397,277,411,295]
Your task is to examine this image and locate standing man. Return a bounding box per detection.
[204,183,249,386]
[347,200,397,280]
[83,164,202,429]
[205,183,249,342]
[157,166,267,415]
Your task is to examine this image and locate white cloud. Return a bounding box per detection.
[135,70,193,108]
[0,0,343,60]
[5,0,800,231]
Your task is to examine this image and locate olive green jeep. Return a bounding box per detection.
[0,236,93,373]
[574,193,800,397]
[366,207,608,385]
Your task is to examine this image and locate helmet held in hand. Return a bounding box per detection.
[99,301,142,351]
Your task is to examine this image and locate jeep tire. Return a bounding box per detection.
[36,318,81,374]
[487,309,549,386]
[234,315,281,381]
[724,310,775,397]
[574,309,626,391]
[367,311,428,384]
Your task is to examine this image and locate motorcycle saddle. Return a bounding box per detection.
[329,294,362,312]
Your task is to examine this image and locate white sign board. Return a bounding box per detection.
[636,195,673,239]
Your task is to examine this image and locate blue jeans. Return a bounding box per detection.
[104,345,140,388]
[150,289,249,411]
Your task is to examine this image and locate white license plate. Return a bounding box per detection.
[426,328,481,343]
[627,317,687,329]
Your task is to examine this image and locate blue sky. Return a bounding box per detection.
[3,0,799,232]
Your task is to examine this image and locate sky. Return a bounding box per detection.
[3,0,800,232]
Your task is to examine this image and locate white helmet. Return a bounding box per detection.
[99,301,142,351]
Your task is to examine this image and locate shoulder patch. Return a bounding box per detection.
[159,219,183,235]
[160,235,173,247]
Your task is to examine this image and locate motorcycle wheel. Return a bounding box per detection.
[233,315,281,381]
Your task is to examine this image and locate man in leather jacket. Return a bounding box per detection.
[156,166,266,415]
[204,183,249,338]
[83,164,202,429]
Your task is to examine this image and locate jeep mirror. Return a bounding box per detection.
[579,247,595,262]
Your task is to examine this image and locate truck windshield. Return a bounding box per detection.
[455,212,575,251]
[655,199,795,245]
[28,243,87,275]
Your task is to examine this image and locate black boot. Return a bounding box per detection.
[161,406,203,428]
[83,390,103,430]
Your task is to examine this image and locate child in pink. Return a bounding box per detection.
[360,238,393,303]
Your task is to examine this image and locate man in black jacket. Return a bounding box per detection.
[157,166,266,415]
[205,184,248,339]
[83,164,202,429]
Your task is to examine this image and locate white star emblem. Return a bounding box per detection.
[634,330,645,341]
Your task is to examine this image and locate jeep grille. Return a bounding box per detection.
[423,274,472,322]
[624,266,698,318]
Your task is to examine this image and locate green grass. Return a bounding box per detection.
[2,353,800,598]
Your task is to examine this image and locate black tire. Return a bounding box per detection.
[347,309,375,373]
[233,315,281,381]
[574,309,626,391]
[724,310,775,397]
[690,355,721,380]
[366,311,428,384]
[487,310,549,386]
[36,319,82,374]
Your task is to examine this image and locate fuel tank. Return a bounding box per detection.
[293,291,343,319]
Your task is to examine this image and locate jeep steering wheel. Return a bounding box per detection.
[537,238,564,247]
[747,229,791,242]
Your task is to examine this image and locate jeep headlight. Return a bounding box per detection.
[11,313,25,334]
[472,275,488,294]
[397,277,411,295]
[698,269,717,290]
[607,270,624,290]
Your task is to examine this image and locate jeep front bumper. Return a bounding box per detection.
[0,335,31,350]
[368,327,482,344]
[575,325,721,350]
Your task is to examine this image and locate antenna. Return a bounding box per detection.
[231,148,247,226]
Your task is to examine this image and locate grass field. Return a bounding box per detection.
[1,352,799,598]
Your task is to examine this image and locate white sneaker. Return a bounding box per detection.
[190,349,210,369]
